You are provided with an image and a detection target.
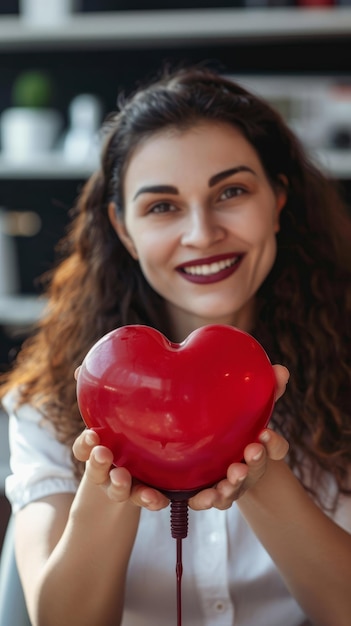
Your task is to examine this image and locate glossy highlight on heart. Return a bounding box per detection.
[76,324,276,493]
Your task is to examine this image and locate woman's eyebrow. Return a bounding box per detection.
[132,166,256,200]
[133,184,178,200]
[209,166,256,187]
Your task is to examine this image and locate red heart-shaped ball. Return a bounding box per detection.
[77,324,275,494]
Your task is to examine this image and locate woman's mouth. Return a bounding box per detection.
[176,254,244,284]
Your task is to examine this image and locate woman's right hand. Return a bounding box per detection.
[73,429,170,510]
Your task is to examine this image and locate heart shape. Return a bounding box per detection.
[77,324,275,494]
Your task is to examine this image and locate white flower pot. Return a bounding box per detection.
[19,0,81,25]
[0,108,62,163]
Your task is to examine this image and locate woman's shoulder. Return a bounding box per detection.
[3,387,78,514]
[2,387,45,424]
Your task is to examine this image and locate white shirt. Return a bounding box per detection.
[4,393,351,626]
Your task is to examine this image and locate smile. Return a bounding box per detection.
[177,254,244,284]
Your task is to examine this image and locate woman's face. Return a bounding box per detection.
[110,122,286,341]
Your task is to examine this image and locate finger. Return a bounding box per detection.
[272,364,290,401]
[73,429,100,462]
[106,466,133,501]
[239,442,268,486]
[243,442,266,464]
[130,484,169,511]
[259,429,289,460]
[225,462,248,486]
[212,474,248,510]
[85,445,114,485]
[188,487,216,511]
[74,366,81,381]
[189,472,246,510]
[189,454,257,510]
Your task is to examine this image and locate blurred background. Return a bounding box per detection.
[1,0,351,546]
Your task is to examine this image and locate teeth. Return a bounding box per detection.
[183,257,238,276]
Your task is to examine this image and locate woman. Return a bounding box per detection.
[1,66,351,626]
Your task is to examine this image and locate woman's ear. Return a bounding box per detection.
[108,202,139,260]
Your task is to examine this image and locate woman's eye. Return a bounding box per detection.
[149,202,176,214]
[219,186,245,201]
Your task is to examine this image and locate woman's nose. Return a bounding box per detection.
[180,208,225,248]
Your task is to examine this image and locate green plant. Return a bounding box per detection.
[11,70,54,108]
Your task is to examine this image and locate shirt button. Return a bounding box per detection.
[209,531,221,543]
[215,601,225,612]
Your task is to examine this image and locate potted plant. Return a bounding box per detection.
[0,70,62,163]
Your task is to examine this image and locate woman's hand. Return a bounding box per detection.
[73,365,170,510]
[73,363,289,513]
[189,364,290,510]
[73,430,170,511]
[188,428,288,511]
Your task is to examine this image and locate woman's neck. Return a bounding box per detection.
[165,300,256,344]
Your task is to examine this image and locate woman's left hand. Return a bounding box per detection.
[188,363,290,511]
[188,427,289,511]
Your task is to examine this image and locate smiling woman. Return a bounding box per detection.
[1,65,351,626]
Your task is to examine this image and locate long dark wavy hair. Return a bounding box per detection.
[1,66,351,509]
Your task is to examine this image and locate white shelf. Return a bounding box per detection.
[0,295,46,326]
[0,154,95,179]
[0,8,350,50]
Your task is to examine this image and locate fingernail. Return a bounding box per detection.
[252,449,263,461]
[259,431,270,443]
[86,431,96,446]
[94,447,106,463]
[141,495,153,505]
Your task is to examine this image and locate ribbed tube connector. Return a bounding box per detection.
[170,499,189,539]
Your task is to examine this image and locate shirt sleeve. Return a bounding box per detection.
[3,390,78,514]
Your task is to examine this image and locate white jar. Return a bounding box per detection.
[0,107,62,162]
[19,0,81,26]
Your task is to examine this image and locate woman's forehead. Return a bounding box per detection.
[122,122,266,200]
[125,121,256,173]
